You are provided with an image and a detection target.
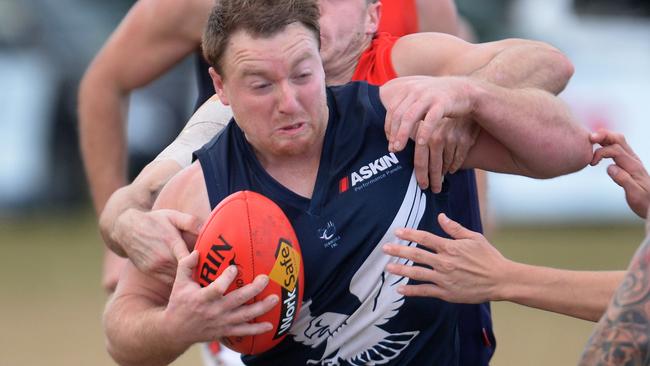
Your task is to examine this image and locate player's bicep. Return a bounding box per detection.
[392,34,523,77]
[153,162,211,221]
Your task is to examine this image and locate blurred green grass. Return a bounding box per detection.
[0,210,643,366]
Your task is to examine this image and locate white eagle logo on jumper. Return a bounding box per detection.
[318,221,336,240]
[291,173,426,366]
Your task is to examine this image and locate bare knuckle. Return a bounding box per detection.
[412,251,428,264]
[439,260,456,273]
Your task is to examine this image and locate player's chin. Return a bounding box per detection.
[272,133,318,155]
[274,141,313,156]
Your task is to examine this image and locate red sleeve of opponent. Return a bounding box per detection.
[376,0,418,37]
[351,33,399,86]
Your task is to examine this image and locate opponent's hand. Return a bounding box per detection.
[383,213,508,303]
[413,116,480,192]
[165,251,278,347]
[108,208,202,286]
[590,130,650,218]
[380,75,475,153]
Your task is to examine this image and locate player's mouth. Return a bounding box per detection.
[277,122,306,134]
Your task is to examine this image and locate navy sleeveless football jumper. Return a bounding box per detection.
[195,82,494,365]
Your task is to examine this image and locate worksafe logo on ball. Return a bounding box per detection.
[269,238,301,339]
[339,152,402,193]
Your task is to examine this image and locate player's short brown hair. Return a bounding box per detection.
[202,0,321,76]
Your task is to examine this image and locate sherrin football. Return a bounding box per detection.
[192,190,304,355]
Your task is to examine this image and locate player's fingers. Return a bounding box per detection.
[385,99,395,142]
[450,143,467,174]
[168,211,203,236]
[385,262,436,283]
[396,283,445,298]
[593,145,641,174]
[415,104,444,148]
[175,250,200,285]
[222,321,274,337]
[394,101,429,152]
[607,164,640,190]
[383,90,408,143]
[388,95,418,151]
[170,239,191,261]
[391,227,448,253]
[221,274,270,309]
[450,127,479,174]
[204,265,238,299]
[589,130,605,145]
[590,129,623,146]
[438,213,479,240]
[428,139,444,193]
[414,144,430,189]
[591,145,623,166]
[442,144,456,177]
[382,244,437,267]
[226,294,279,325]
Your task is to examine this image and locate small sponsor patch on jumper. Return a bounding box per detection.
[340,152,402,193]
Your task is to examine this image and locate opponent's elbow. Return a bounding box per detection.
[530,130,592,179]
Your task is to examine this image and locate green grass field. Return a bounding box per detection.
[0,210,643,366]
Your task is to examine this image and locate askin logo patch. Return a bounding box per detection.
[269,238,301,339]
[339,152,402,193]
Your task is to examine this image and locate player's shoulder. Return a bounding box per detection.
[155,162,207,212]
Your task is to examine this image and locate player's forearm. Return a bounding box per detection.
[104,294,188,366]
[155,96,232,167]
[498,262,624,321]
[100,160,182,256]
[580,236,650,364]
[469,82,592,177]
[78,72,129,215]
[471,40,574,95]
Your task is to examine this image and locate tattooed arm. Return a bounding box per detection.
[579,232,650,365]
[580,131,650,365]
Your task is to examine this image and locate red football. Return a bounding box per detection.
[192,190,304,355]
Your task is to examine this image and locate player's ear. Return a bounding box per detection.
[209,67,230,106]
[365,1,381,34]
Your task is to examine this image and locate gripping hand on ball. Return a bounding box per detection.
[165,251,278,348]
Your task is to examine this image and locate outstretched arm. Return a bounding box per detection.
[579,130,650,364]
[393,32,574,96]
[78,0,211,214]
[380,75,592,179]
[384,131,649,323]
[579,231,650,365]
[99,97,232,290]
[383,214,624,322]
[390,33,575,189]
